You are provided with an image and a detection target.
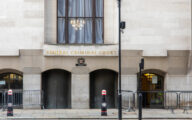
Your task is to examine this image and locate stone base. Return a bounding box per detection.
[23,105,42,109]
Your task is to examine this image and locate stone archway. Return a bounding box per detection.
[42,69,71,109]
[0,69,23,90]
[0,69,23,108]
[90,69,118,108]
[139,69,166,108]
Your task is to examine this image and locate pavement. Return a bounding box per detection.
[0,109,192,120]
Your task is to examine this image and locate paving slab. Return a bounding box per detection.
[0,109,192,119]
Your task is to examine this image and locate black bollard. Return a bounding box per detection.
[7,89,13,116]
[101,90,107,116]
[138,93,142,120]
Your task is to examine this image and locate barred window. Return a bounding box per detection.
[58,0,104,44]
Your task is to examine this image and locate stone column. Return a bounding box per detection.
[23,67,41,109]
[45,0,57,44]
[71,66,90,109]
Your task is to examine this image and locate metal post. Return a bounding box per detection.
[3,91,6,111]
[101,90,107,116]
[138,58,144,120]
[139,64,142,91]
[7,89,13,116]
[138,64,142,120]
[118,0,122,119]
[128,95,131,112]
[138,93,142,120]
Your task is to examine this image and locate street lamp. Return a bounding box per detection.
[138,58,144,120]
[117,0,126,119]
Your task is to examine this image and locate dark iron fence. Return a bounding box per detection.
[122,90,192,112]
[0,90,44,110]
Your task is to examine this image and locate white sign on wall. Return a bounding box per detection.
[44,50,118,56]
[152,76,158,84]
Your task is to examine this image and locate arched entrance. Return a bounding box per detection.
[0,73,23,90]
[42,69,71,109]
[90,69,118,108]
[0,70,23,108]
[139,69,165,108]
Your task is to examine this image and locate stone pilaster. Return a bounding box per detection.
[23,67,41,109]
[71,66,90,109]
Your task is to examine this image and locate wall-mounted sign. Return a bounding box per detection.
[0,81,6,85]
[152,76,158,84]
[76,58,86,66]
[44,50,118,56]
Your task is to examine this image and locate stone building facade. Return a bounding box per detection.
[0,0,191,109]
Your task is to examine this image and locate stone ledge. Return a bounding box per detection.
[0,49,19,56]
[20,49,43,56]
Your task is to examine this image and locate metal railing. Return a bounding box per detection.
[179,91,192,113]
[0,90,44,110]
[122,90,136,112]
[122,90,192,113]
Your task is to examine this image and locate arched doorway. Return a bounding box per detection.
[42,69,71,109]
[139,69,165,108]
[0,70,23,108]
[0,73,23,90]
[90,69,118,108]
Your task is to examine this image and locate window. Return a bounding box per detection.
[57,0,104,44]
[0,73,23,89]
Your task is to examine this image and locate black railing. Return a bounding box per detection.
[0,90,44,110]
[122,90,192,112]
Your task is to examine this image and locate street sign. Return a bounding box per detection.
[0,81,5,85]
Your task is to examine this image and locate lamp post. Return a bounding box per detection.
[138,58,144,120]
[118,0,122,119]
[117,0,125,119]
